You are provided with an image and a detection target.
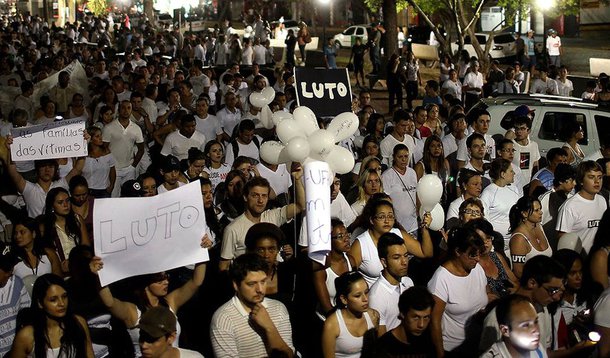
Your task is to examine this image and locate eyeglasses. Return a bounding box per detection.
[374,214,395,221]
[514,126,529,132]
[331,232,350,240]
[462,209,482,217]
[543,285,565,297]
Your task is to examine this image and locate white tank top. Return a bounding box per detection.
[357,228,401,287]
[316,254,353,320]
[13,255,53,280]
[510,232,553,262]
[335,309,374,358]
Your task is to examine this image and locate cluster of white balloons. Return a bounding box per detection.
[417,174,445,231]
[249,89,360,174]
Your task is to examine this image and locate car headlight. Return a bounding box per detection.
[493,45,503,50]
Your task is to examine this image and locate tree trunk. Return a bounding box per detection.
[143,0,153,23]
[382,0,398,57]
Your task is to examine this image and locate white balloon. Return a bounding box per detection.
[327,112,359,142]
[260,141,286,165]
[259,105,275,129]
[308,129,336,158]
[249,92,267,108]
[277,119,306,143]
[326,146,355,174]
[293,106,319,135]
[417,174,443,212]
[262,87,276,103]
[286,137,311,162]
[272,111,293,126]
[419,204,445,231]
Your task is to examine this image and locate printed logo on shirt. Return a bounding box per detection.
[588,220,601,228]
[520,152,530,169]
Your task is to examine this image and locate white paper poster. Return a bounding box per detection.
[10,117,87,161]
[304,160,332,265]
[93,181,209,286]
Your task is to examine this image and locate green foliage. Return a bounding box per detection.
[88,0,108,17]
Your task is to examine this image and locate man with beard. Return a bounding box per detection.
[219,167,305,271]
[211,254,294,357]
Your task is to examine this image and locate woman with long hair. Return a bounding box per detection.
[83,126,116,198]
[423,104,443,137]
[321,271,379,358]
[218,170,247,220]
[561,121,585,167]
[351,168,384,216]
[428,227,488,357]
[179,147,207,183]
[202,140,231,193]
[89,253,207,357]
[365,113,386,143]
[12,217,62,281]
[508,196,552,279]
[9,273,94,357]
[92,86,119,126]
[349,199,433,287]
[42,187,90,273]
[314,219,356,320]
[415,135,450,189]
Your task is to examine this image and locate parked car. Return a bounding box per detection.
[333,25,370,48]
[156,13,173,27]
[451,32,516,60]
[475,94,610,157]
[269,19,300,38]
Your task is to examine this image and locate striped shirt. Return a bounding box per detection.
[210,296,294,358]
[0,276,31,355]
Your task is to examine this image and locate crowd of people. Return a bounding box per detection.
[0,9,609,358]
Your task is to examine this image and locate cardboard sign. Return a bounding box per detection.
[294,68,353,118]
[93,181,209,286]
[10,117,87,161]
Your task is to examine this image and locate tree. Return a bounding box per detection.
[365,0,580,71]
[87,0,108,17]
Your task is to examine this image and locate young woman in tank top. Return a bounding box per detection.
[509,196,553,279]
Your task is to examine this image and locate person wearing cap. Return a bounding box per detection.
[0,242,31,356]
[462,59,484,110]
[158,155,186,194]
[524,30,537,72]
[138,306,203,358]
[160,114,206,162]
[546,29,562,67]
[102,100,145,198]
[211,253,295,357]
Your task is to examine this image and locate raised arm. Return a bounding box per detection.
[285,165,305,220]
[167,260,207,311]
[3,136,26,193]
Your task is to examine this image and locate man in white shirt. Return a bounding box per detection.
[13,80,35,121]
[193,97,221,144]
[194,37,206,62]
[160,114,206,161]
[112,76,132,102]
[546,29,562,67]
[530,69,559,95]
[594,287,610,358]
[457,109,495,168]
[381,144,419,233]
[224,119,260,166]
[253,39,267,65]
[462,59,484,109]
[219,172,305,271]
[556,160,607,254]
[380,110,417,167]
[211,254,295,357]
[217,92,242,142]
[511,115,540,181]
[369,232,414,335]
[102,100,145,197]
[556,66,573,97]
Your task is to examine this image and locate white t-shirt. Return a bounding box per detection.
[160,130,206,161]
[556,78,574,97]
[83,154,116,190]
[369,275,414,331]
[442,79,462,99]
[381,167,418,233]
[203,164,231,192]
[195,114,222,145]
[225,139,260,167]
[256,163,291,196]
[22,179,68,218]
[379,134,416,167]
[102,119,144,169]
[512,138,541,181]
[463,71,484,95]
[480,183,520,239]
[447,195,466,220]
[594,288,610,328]
[442,133,464,158]
[546,36,561,56]
[556,193,607,253]
[427,264,488,352]
[216,107,242,136]
[530,78,559,95]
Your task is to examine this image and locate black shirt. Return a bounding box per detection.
[374,329,437,358]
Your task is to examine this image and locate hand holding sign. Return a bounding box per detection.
[304,161,332,265]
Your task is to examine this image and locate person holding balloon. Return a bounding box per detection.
[349,198,433,287]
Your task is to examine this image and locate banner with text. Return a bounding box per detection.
[294,68,353,118]
[304,160,332,265]
[10,117,87,161]
[93,181,209,287]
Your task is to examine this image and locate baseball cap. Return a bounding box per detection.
[121,180,144,198]
[514,105,535,117]
[138,306,177,339]
[0,242,17,272]
[161,155,181,172]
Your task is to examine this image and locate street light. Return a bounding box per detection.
[319,0,330,45]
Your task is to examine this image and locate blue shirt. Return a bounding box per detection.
[324,45,337,69]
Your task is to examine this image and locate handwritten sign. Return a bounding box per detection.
[93,181,209,286]
[10,118,87,161]
[304,160,332,265]
[294,68,352,118]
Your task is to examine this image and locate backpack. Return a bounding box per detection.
[231,136,260,158]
